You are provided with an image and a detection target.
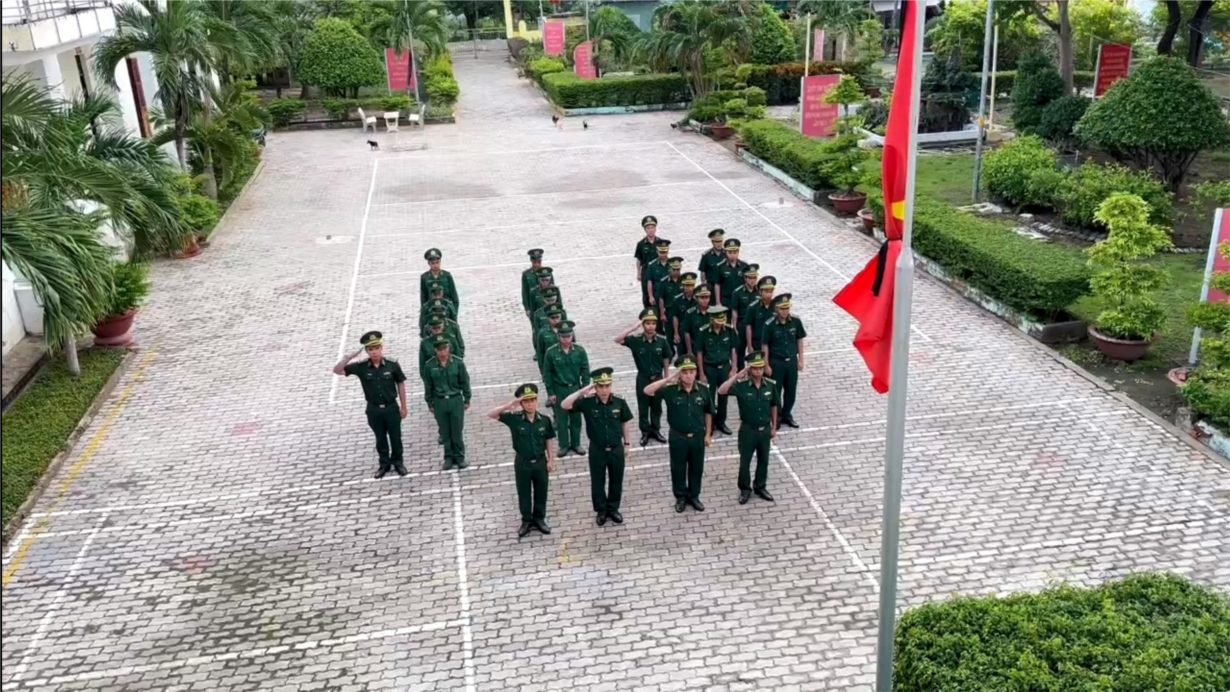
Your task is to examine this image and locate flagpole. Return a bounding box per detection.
[874,2,925,690]
[972,0,995,202]
[800,14,812,134]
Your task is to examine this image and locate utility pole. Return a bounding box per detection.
[972,0,995,202]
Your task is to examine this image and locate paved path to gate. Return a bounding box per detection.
[3,44,1227,692]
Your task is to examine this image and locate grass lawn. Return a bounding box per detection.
[915,153,978,207]
[1,348,126,527]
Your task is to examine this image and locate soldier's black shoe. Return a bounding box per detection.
[755,489,775,502]
[651,431,668,444]
[375,466,391,479]
[675,500,686,513]
[533,519,552,534]
[639,433,650,446]
[455,459,469,470]
[607,509,623,524]
[739,489,752,504]
[596,512,607,526]
[781,416,799,428]
[717,423,733,435]
[572,446,586,456]
[559,448,571,459]
[689,498,705,512]
[517,521,532,538]
[393,462,408,477]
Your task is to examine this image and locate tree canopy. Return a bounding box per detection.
[296,17,387,95]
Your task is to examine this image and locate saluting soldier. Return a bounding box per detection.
[420,284,458,327]
[422,334,472,469]
[682,284,714,355]
[715,238,750,308]
[697,305,737,436]
[489,384,557,538]
[698,228,726,288]
[730,263,761,370]
[644,355,713,513]
[420,248,460,309]
[615,308,673,446]
[761,293,806,429]
[535,306,567,376]
[634,215,662,308]
[332,331,408,478]
[521,248,545,319]
[419,314,463,376]
[542,320,590,457]
[421,304,465,358]
[644,239,673,309]
[743,275,777,361]
[563,367,634,527]
[668,272,699,352]
[717,352,778,504]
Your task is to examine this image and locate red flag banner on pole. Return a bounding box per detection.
[832,0,921,393]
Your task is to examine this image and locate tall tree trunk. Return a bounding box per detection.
[200,88,218,201]
[174,116,187,169]
[1057,1,1074,96]
[299,83,310,99]
[1187,1,1214,67]
[64,338,80,377]
[1158,1,1182,55]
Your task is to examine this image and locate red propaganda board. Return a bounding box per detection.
[813,29,825,61]
[574,41,597,80]
[800,74,841,138]
[385,49,416,92]
[1210,213,1230,304]
[1094,44,1131,97]
[544,21,565,57]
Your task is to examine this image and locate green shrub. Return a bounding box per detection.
[1011,55,1064,133]
[1057,162,1173,232]
[1184,241,1230,428]
[738,119,854,190]
[375,93,414,112]
[296,18,385,95]
[425,102,454,120]
[1185,368,1230,430]
[527,57,567,84]
[732,61,868,105]
[541,72,689,108]
[1086,194,1173,341]
[1035,94,1089,150]
[178,194,220,234]
[267,99,307,128]
[749,3,795,64]
[981,69,1094,95]
[859,98,889,131]
[425,75,460,105]
[743,86,767,107]
[321,98,351,120]
[105,261,150,317]
[895,573,1230,692]
[982,136,1061,209]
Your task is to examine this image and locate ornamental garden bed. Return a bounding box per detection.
[532,71,692,116]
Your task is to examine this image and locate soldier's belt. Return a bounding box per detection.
[671,430,698,439]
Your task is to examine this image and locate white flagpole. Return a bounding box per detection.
[874,2,925,690]
[1190,208,1226,365]
[800,14,813,134]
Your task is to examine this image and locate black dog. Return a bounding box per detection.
[367,140,379,151]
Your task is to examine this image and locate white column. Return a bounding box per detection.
[41,51,67,100]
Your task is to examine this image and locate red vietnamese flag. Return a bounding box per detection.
[832,0,921,393]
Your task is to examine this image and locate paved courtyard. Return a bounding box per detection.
[3,46,1228,692]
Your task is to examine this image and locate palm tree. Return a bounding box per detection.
[200,0,281,82]
[588,6,638,76]
[272,0,321,98]
[156,81,269,200]
[638,0,759,99]
[375,0,451,67]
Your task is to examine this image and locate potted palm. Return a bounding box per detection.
[92,262,150,347]
[1085,193,1172,361]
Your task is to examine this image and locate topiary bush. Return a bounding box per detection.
[1057,162,1173,233]
[981,136,1061,210]
[919,47,976,133]
[1086,193,1173,341]
[296,18,385,96]
[1076,55,1230,192]
[859,98,889,131]
[1011,53,1064,134]
[267,99,307,128]
[527,57,566,84]
[732,61,868,105]
[541,72,689,108]
[894,573,1230,692]
[749,3,795,64]
[1035,94,1090,151]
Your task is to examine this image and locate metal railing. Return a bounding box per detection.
[2,0,111,26]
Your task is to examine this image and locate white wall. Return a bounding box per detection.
[1,262,26,356]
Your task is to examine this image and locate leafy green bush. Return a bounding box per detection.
[1086,193,1173,341]
[859,98,889,131]
[105,262,150,316]
[1035,94,1089,150]
[375,93,413,112]
[981,136,1061,210]
[743,86,767,108]
[1184,241,1230,429]
[321,98,351,120]
[267,99,307,128]
[749,2,795,64]
[425,102,454,120]
[178,193,220,234]
[297,18,385,96]
[527,57,566,84]
[1011,54,1064,133]
[425,75,460,105]
[731,61,868,105]
[738,119,856,190]
[895,573,1230,692]
[541,72,689,108]
[981,69,1095,95]
[1057,162,1173,232]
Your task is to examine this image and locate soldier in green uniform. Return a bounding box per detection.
[489,383,557,537]
[697,306,737,436]
[718,352,778,504]
[333,331,409,478]
[644,239,673,309]
[420,285,458,328]
[421,304,465,357]
[644,355,713,513]
[419,315,463,376]
[634,215,661,308]
[542,320,590,457]
[526,267,555,316]
[743,275,777,362]
[422,335,472,469]
[563,367,634,526]
[760,293,806,429]
[420,248,460,308]
[531,286,563,357]
[668,272,698,353]
[715,238,750,308]
[729,263,760,370]
[698,228,726,289]
[615,308,673,446]
[535,306,566,375]
[521,248,545,319]
[656,256,684,345]
[682,284,714,355]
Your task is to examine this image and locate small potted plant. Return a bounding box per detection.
[710,98,746,141]
[1085,193,1172,361]
[823,137,869,215]
[92,261,151,347]
[823,74,866,119]
[175,193,220,259]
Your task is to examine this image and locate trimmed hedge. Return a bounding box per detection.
[540,72,689,108]
[981,69,1095,95]
[869,193,1090,318]
[738,119,854,190]
[731,61,869,105]
[265,94,414,128]
[895,573,1230,692]
[527,57,566,85]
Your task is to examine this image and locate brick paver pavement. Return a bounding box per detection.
[3,44,1228,691]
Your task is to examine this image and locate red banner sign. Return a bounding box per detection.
[1210,211,1229,304]
[544,21,565,57]
[801,74,841,138]
[1094,44,1131,97]
[385,49,416,92]
[813,29,825,61]
[574,41,597,80]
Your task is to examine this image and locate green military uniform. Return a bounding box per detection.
[744,276,778,357]
[535,307,566,376]
[521,249,545,318]
[644,241,673,308]
[659,355,714,508]
[715,238,750,308]
[526,267,555,315]
[668,277,698,352]
[761,293,807,426]
[498,384,556,531]
[729,354,779,498]
[420,248,460,308]
[681,286,713,355]
[530,287,563,357]
[420,296,458,328]
[542,322,591,454]
[634,215,661,308]
[697,307,737,432]
[656,258,685,346]
[420,316,464,356]
[422,335,472,469]
[698,228,727,288]
[729,264,761,370]
[419,319,464,377]
[343,331,406,476]
[621,308,674,439]
[572,368,634,520]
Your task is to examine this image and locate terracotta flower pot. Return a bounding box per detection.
[829,191,868,216]
[175,234,203,259]
[710,123,736,140]
[1088,326,1154,362]
[857,207,876,233]
[92,309,138,347]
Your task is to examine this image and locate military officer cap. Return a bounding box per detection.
[708,228,725,240]
[591,367,615,385]
[758,275,777,290]
[654,238,671,253]
[360,330,383,347]
[707,305,729,322]
[428,315,445,327]
[558,319,576,336]
[696,284,712,297]
[546,306,564,317]
[541,286,560,299]
[431,334,451,350]
[668,256,683,269]
[536,267,553,279]
[528,248,544,260]
[639,308,659,323]
[675,354,698,371]
[428,281,444,292]
[515,383,539,400]
[744,263,760,278]
[723,238,742,251]
[773,292,793,308]
[641,215,658,228]
[681,272,698,286]
[430,303,449,315]
[424,248,442,261]
[747,352,767,367]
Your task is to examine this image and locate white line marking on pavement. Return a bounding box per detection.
[665,141,934,344]
[786,398,1099,436]
[378,140,669,162]
[451,474,478,692]
[370,180,711,208]
[11,619,465,689]
[328,158,380,405]
[365,206,749,238]
[10,515,108,682]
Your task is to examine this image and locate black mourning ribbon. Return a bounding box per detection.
[871,240,891,297]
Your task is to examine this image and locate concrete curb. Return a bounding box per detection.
[1,349,138,547]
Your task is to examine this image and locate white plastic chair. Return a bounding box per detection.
[383,111,400,132]
[357,107,378,133]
